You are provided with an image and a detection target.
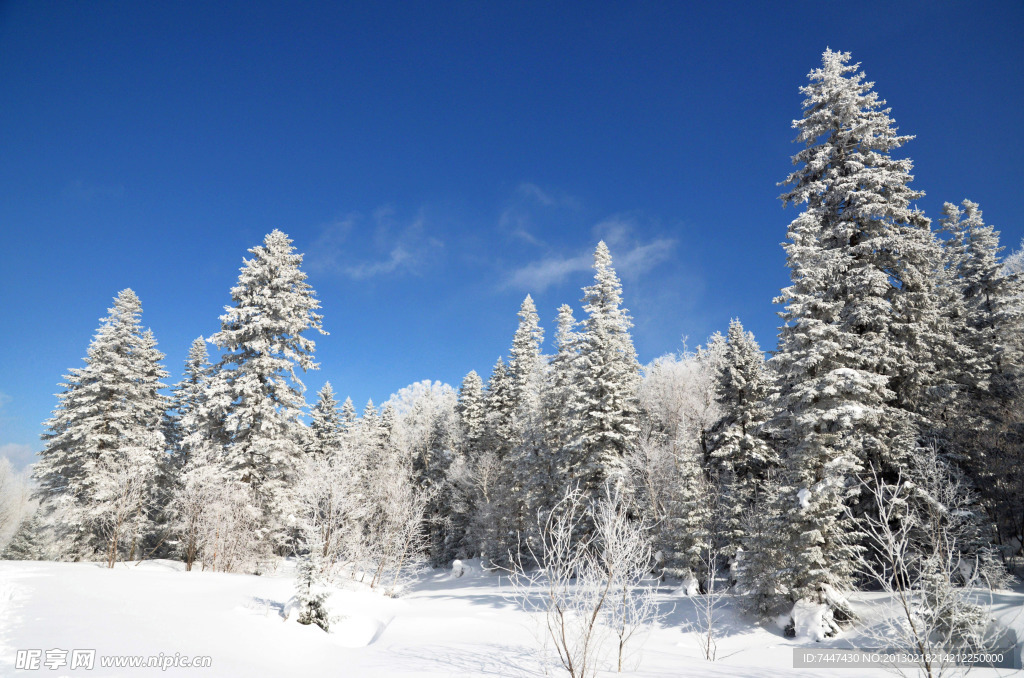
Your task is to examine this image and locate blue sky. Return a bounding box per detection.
[1,1,1022,469]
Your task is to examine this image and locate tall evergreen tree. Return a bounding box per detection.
[574,242,641,495]
[941,200,1024,402]
[507,296,549,539]
[772,49,937,613]
[340,397,358,432]
[166,337,212,469]
[711,319,777,558]
[308,382,344,461]
[940,200,1024,550]
[542,304,583,492]
[34,289,168,563]
[456,371,486,456]
[206,230,326,551]
[483,357,514,459]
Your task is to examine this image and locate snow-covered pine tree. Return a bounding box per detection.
[543,304,583,489]
[772,49,938,620]
[711,320,777,559]
[166,338,212,469]
[308,382,344,461]
[472,358,517,563]
[34,289,168,565]
[340,396,358,432]
[456,370,486,455]
[206,230,326,555]
[507,295,550,546]
[294,535,331,631]
[574,242,642,497]
[164,337,217,568]
[941,200,1024,405]
[483,357,514,459]
[357,399,384,474]
[939,200,1024,552]
[450,370,487,557]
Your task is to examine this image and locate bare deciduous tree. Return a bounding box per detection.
[507,484,660,677]
[92,453,154,568]
[357,453,431,595]
[593,484,661,672]
[0,457,33,553]
[856,457,998,678]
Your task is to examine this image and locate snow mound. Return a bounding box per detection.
[331,616,385,647]
[448,558,486,580]
[674,571,699,597]
[790,599,840,642]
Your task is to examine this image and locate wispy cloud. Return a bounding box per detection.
[498,208,545,247]
[503,216,676,292]
[592,216,676,278]
[344,246,414,279]
[309,207,443,279]
[497,182,583,248]
[516,182,582,210]
[505,253,593,291]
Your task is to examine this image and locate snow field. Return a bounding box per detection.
[2,559,1021,677]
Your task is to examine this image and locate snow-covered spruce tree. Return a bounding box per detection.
[340,396,358,432]
[544,304,584,463]
[293,533,332,632]
[450,370,486,557]
[482,356,515,459]
[206,230,326,556]
[166,338,212,468]
[574,242,642,498]
[939,200,1024,554]
[734,470,789,618]
[165,337,216,569]
[34,289,168,565]
[354,399,387,482]
[308,382,344,461]
[472,357,517,563]
[711,319,777,560]
[939,200,1022,397]
[772,49,947,625]
[507,295,553,548]
[457,370,487,456]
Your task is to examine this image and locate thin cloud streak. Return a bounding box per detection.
[503,223,677,292]
[308,208,442,279]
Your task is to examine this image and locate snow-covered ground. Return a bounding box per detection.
[1,559,1021,677]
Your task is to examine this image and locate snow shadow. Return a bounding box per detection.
[655,589,763,640]
[247,595,286,618]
